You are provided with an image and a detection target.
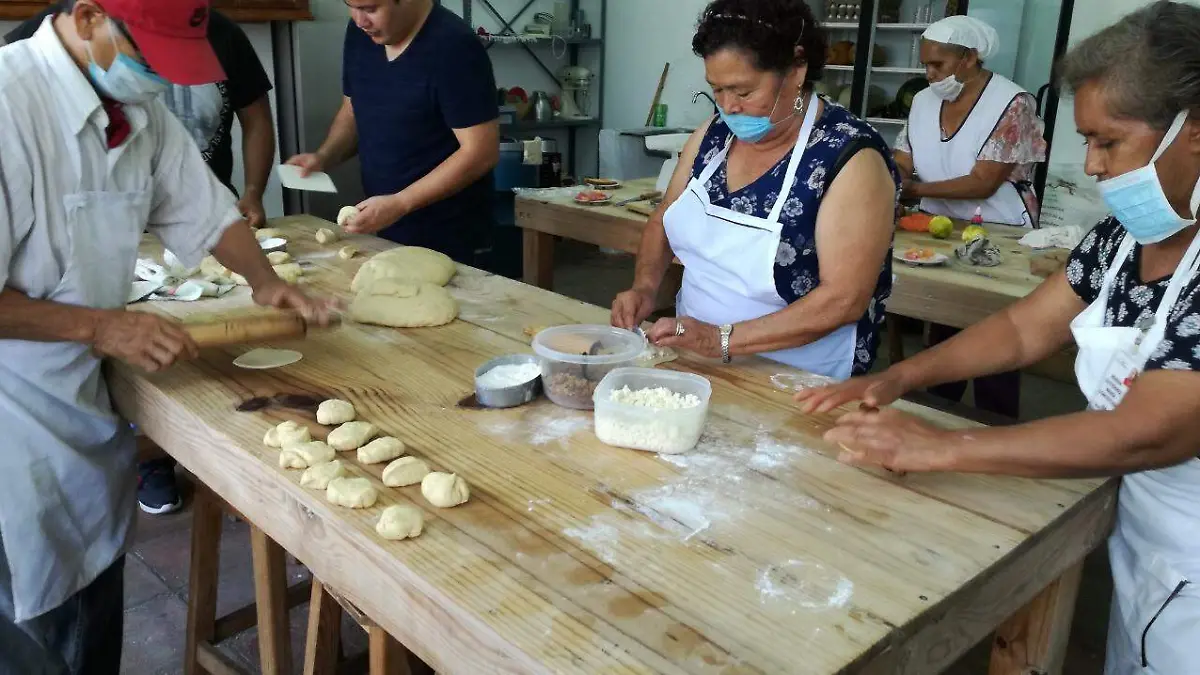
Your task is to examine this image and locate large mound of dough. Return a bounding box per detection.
[349,279,458,328]
[350,247,456,292]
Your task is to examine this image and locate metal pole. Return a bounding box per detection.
[1034,0,1076,202]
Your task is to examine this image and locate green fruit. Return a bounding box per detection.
[929,216,954,239]
[962,225,989,242]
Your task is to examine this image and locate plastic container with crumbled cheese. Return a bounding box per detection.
[592,368,711,454]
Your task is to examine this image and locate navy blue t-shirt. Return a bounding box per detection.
[342,6,498,261]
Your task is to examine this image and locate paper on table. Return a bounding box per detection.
[276,164,338,193]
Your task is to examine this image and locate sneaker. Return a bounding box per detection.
[137,459,183,515]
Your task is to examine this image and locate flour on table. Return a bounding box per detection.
[756,559,854,611]
[770,372,836,392]
[476,407,590,447]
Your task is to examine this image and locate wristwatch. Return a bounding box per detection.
[719,324,734,364]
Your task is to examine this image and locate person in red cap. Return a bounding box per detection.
[0,1,332,671]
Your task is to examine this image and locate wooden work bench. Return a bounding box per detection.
[109,215,1112,674]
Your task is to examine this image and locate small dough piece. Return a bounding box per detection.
[279,449,307,469]
[255,228,284,240]
[376,505,424,541]
[300,459,346,489]
[357,437,405,465]
[267,251,292,265]
[264,420,311,448]
[230,272,249,286]
[273,262,303,284]
[349,280,458,328]
[328,421,377,451]
[350,247,456,292]
[279,441,335,469]
[421,472,470,508]
[337,245,358,260]
[316,399,356,425]
[336,206,359,229]
[382,456,431,487]
[235,348,303,370]
[326,477,378,509]
[316,228,340,244]
[200,256,231,280]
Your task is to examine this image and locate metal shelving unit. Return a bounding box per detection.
[460,0,607,178]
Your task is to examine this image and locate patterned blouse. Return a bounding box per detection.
[896,91,1048,225]
[1066,216,1200,371]
[691,97,901,375]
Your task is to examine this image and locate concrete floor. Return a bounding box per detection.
[113,242,1109,673]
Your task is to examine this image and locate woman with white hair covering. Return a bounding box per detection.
[894,15,1049,420]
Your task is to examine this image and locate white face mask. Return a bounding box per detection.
[85,19,169,105]
[929,74,965,102]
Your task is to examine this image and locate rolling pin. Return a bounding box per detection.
[184,312,339,348]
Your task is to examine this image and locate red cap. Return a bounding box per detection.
[100,0,225,86]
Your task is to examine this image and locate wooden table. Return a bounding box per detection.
[110,216,1114,674]
[515,178,1052,330]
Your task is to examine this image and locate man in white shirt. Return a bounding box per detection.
[0,0,330,671]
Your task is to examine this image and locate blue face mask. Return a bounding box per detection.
[719,81,797,144]
[86,20,169,105]
[1098,111,1200,245]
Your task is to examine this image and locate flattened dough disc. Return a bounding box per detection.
[233,348,303,369]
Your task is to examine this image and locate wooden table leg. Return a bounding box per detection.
[369,626,414,675]
[886,314,905,365]
[250,526,293,675]
[988,561,1085,675]
[522,229,555,290]
[185,484,223,675]
[303,580,342,675]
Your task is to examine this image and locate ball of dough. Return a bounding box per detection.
[350,247,456,292]
[326,477,378,509]
[279,441,335,469]
[300,459,346,490]
[376,505,424,541]
[327,421,377,451]
[265,421,310,448]
[316,399,356,425]
[254,228,284,240]
[336,206,359,229]
[421,472,470,508]
[273,262,303,284]
[279,449,306,469]
[231,272,249,286]
[200,256,231,281]
[337,246,358,261]
[316,228,339,244]
[349,280,458,328]
[357,437,405,465]
[267,251,292,265]
[382,456,431,487]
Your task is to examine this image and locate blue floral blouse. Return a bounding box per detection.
[690,96,901,374]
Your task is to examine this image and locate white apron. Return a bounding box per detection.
[908,75,1033,227]
[1068,232,1200,674]
[664,92,857,380]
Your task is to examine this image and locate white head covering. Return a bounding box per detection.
[922,16,999,61]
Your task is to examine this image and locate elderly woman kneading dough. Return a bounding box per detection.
[796,4,1200,672]
[610,0,899,379]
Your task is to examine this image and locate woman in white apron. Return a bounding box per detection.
[796,4,1200,672]
[610,0,899,380]
[895,16,1049,419]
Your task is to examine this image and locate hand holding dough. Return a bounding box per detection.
[326,477,378,508]
[357,437,405,465]
[376,505,423,540]
[349,280,458,328]
[316,399,356,425]
[328,421,377,451]
[336,206,359,229]
[316,228,340,244]
[279,441,335,469]
[273,262,303,284]
[300,459,346,489]
[382,456,431,487]
[265,420,311,448]
[421,472,470,508]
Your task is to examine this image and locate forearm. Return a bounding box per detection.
[912,173,1006,201]
[0,287,103,343]
[210,221,278,288]
[241,114,275,201]
[316,101,358,170]
[940,410,1186,478]
[730,286,863,354]
[890,308,1030,390]
[395,145,496,215]
[632,216,674,294]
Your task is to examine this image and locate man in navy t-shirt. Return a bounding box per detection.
[286,0,499,263]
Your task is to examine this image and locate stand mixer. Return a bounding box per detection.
[557,65,594,119]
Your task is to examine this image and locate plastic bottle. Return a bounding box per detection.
[971,206,983,227]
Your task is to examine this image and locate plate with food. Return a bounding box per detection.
[584,177,622,190]
[894,247,949,266]
[575,190,613,205]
